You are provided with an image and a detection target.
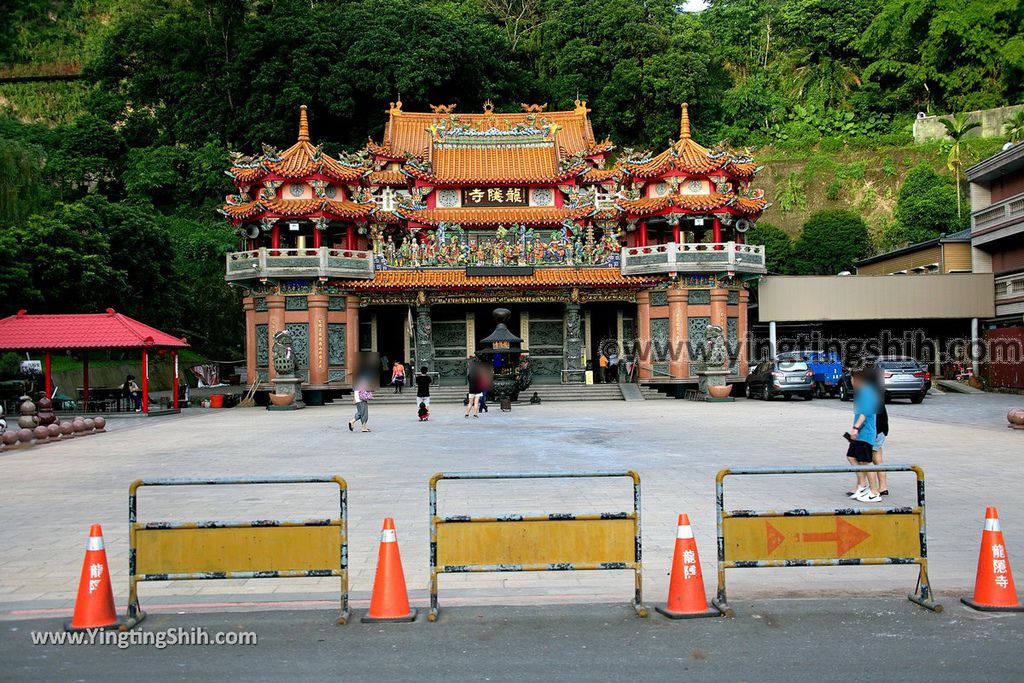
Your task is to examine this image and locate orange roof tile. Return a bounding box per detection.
[383,100,596,160]
[615,192,767,216]
[408,143,585,184]
[333,267,660,291]
[399,206,592,226]
[368,169,408,186]
[220,198,375,222]
[580,166,620,183]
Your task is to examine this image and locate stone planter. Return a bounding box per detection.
[708,384,732,399]
[268,393,295,407]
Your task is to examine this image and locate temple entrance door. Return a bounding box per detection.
[371,306,410,388]
[586,303,620,383]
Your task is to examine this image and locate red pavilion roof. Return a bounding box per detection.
[0,309,189,350]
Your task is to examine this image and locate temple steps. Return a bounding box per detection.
[351,383,672,404]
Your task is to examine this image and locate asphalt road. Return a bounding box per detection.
[4,600,1022,682]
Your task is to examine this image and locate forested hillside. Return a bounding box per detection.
[1,0,1022,356]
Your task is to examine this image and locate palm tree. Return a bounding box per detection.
[1004,110,1024,144]
[941,113,981,220]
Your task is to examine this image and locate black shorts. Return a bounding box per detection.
[846,440,874,464]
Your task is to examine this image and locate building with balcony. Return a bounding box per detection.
[967,143,1024,389]
[221,102,768,391]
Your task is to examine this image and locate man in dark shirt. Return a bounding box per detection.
[415,366,432,410]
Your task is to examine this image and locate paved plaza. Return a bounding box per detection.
[1,390,1021,620]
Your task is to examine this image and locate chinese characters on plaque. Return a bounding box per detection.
[462,187,529,207]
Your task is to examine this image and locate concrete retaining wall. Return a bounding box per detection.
[913,104,1024,143]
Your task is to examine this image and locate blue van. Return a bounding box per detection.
[778,351,843,397]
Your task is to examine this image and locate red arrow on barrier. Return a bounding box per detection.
[765,521,785,554]
[799,518,870,556]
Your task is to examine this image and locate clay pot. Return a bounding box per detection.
[708,385,732,399]
[2,432,18,446]
[59,421,73,436]
[1008,408,1024,429]
[46,424,61,439]
[17,428,34,443]
[268,393,295,406]
[94,416,106,431]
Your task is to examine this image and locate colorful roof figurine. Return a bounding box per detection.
[407,143,586,185]
[0,309,189,350]
[398,205,593,226]
[226,106,369,185]
[618,103,761,180]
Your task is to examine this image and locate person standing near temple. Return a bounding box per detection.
[390,361,406,394]
[478,365,492,413]
[122,374,141,412]
[598,351,608,383]
[415,366,432,421]
[348,375,372,433]
[607,347,620,383]
[465,362,482,418]
[846,367,880,502]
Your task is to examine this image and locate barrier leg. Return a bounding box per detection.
[633,567,648,617]
[711,567,734,617]
[120,576,146,631]
[907,563,943,612]
[428,569,440,622]
[337,573,350,625]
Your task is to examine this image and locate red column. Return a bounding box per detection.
[271,225,281,252]
[735,230,744,245]
[712,217,722,243]
[638,222,648,247]
[672,223,681,244]
[172,350,180,411]
[141,349,149,414]
[313,227,322,249]
[44,351,52,398]
[82,354,90,411]
[346,224,355,250]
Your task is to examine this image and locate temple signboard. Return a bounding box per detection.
[462,187,529,207]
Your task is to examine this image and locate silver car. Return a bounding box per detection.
[839,356,928,404]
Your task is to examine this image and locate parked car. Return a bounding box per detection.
[838,356,928,404]
[744,357,815,400]
[805,351,843,397]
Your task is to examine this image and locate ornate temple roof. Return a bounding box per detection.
[227,106,368,185]
[615,191,768,216]
[367,169,408,186]
[379,99,597,160]
[618,104,760,180]
[331,267,659,290]
[406,143,586,185]
[221,198,375,221]
[398,206,592,226]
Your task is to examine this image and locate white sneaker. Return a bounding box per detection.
[855,490,881,503]
[847,486,867,499]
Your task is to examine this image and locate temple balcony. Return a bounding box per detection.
[225,247,375,282]
[619,242,766,276]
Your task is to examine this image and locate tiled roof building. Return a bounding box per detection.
[221,100,769,391]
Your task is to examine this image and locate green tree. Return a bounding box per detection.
[1004,110,1024,144]
[889,163,960,246]
[793,209,871,274]
[940,113,981,220]
[746,222,794,274]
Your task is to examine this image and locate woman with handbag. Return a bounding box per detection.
[348,377,373,432]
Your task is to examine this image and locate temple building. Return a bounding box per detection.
[222,100,768,393]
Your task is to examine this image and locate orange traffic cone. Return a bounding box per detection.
[361,518,416,622]
[656,514,721,619]
[66,524,119,631]
[962,507,1024,612]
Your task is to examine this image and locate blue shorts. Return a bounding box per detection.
[874,433,886,450]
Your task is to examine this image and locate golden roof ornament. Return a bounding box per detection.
[573,98,591,115]
[430,103,457,114]
[388,97,403,115]
[297,105,310,142]
[679,102,691,140]
[520,103,548,113]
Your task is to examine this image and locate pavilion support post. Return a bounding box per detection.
[345,295,360,385]
[667,288,688,379]
[638,222,648,247]
[82,354,90,411]
[712,217,722,243]
[271,225,281,252]
[172,350,180,411]
[672,224,681,244]
[563,301,585,384]
[141,349,149,414]
[636,291,651,381]
[346,225,355,250]
[44,351,52,399]
[313,227,322,249]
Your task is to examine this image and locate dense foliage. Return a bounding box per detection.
[1,0,1021,355]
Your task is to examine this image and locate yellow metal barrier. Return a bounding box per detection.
[428,470,646,621]
[123,475,349,630]
[713,465,941,616]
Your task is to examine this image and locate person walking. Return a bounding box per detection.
[122,374,142,412]
[478,365,491,413]
[846,367,880,502]
[871,366,890,496]
[598,351,608,383]
[415,366,432,421]
[608,348,620,383]
[348,376,372,432]
[465,363,482,418]
[390,361,405,394]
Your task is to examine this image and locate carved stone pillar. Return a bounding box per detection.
[636,290,651,380]
[710,288,728,330]
[266,294,285,380]
[415,304,435,372]
[667,288,688,379]
[737,288,750,376]
[563,300,585,384]
[345,295,360,385]
[308,294,329,385]
[243,296,256,385]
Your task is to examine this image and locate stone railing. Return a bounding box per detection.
[225,247,375,282]
[972,193,1024,243]
[619,242,766,276]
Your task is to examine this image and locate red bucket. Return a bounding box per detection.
[209,394,225,409]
